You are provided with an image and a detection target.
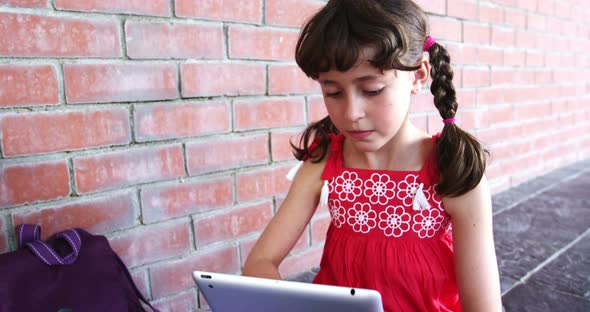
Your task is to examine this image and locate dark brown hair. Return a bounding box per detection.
[292,0,487,197]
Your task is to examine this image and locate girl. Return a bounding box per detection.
[243,0,503,311]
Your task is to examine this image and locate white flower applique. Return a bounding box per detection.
[333,171,363,202]
[347,202,377,234]
[363,173,396,205]
[397,174,431,208]
[328,199,346,228]
[412,208,445,238]
[378,205,411,237]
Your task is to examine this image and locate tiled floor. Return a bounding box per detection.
[494,159,590,311]
[292,159,590,311]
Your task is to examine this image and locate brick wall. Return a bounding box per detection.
[0,0,589,310]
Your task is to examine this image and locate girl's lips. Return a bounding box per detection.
[348,130,374,139]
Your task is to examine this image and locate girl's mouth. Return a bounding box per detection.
[347,130,374,139]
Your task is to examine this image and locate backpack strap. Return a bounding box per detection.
[16,224,40,249]
[113,253,160,312]
[16,224,81,266]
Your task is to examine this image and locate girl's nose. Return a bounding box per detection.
[343,95,366,122]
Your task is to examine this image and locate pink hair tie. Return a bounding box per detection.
[443,117,456,124]
[423,36,436,51]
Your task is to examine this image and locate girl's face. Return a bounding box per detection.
[318,51,417,153]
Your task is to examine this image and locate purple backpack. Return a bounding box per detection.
[0,224,159,312]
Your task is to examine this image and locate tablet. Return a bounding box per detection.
[193,271,383,312]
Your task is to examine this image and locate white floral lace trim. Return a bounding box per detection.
[327,170,448,238]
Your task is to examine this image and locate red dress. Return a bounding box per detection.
[312,134,461,312]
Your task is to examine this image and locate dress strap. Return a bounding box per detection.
[417,134,441,186]
[320,133,344,181]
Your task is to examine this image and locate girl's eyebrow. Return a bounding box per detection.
[319,75,381,85]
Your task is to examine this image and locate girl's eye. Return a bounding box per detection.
[364,88,384,96]
[324,91,342,97]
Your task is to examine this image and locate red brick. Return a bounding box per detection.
[265,0,324,27]
[292,228,311,253]
[150,245,240,298]
[141,177,233,223]
[414,0,446,15]
[536,0,555,14]
[0,13,120,57]
[130,269,149,301]
[238,235,258,263]
[186,134,269,175]
[448,0,478,20]
[110,222,191,268]
[0,217,9,253]
[514,102,551,120]
[134,101,229,142]
[429,16,462,42]
[175,0,261,23]
[453,68,464,89]
[311,215,330,245]
[236,165,292,202]
[2,0,47,7]
[153,291,197,312]
[126,21,223,59]
[0,161,70,209]
[463,22,490,45]
[461,108,490,130]
[307,96,328,122]
[268,64,319,95]
[55,0,170,16]
[492,27,515,47]
[492,0,517,6]
[527,14,546,31]
[228,25,299,61]
[410,115,428,132]
[489,105,514,125]
[279,246,323,278]
[411,93,435,114]
[504,49,526,66]
[476,88,504,106]
[12,191,138,238]
[462,67,490,87]
[545,53,570,67]
[1,109,130,157]
[73,145,185,194]
[193,201,273,247]
[479,2,504,24]
[525,51,544,67]
[478,47,504,65]
[234,97,305,130]
[457,89,477,108]
[271,130,302,162]
[516,30,538,49]
[181,63,265,97]
[445,43,478,65]
[516,0,537,11]
[64,63,177,104]
[0,65,59,108]
[504,9,527,28]
[555,4,571,19]
[491,69,525,85]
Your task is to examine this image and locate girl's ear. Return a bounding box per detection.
[411,53,431,93]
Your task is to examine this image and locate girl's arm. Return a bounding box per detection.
[443,175,503,312]
[242,159,326,280]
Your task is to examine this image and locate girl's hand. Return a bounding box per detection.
[242,158,327,280]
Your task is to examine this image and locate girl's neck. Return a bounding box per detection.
[343,120,432,171]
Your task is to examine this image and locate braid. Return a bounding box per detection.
[428,42,488,197]
[429,43,457,119]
